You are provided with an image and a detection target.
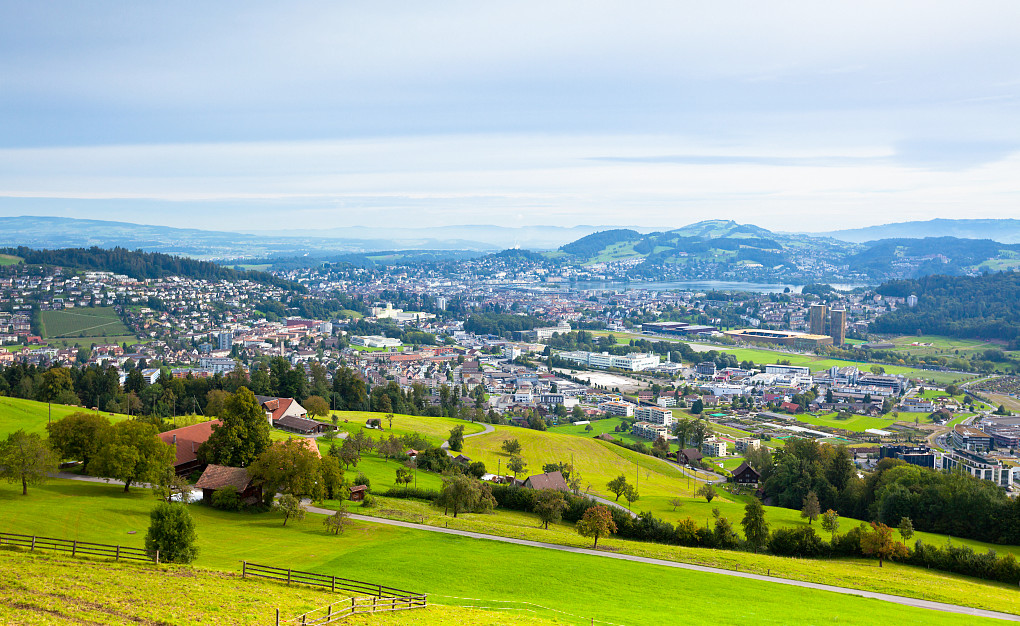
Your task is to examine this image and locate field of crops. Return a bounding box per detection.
[38,307,134,347]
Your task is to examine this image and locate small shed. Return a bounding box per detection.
[349,484,368,502]
[195,464,261,504]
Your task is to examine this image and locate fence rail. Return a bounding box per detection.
[280,594,428,625]
[0,532,155,563]
[242,562,415,597]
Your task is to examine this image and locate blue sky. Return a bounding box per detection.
[1,1,1018,232]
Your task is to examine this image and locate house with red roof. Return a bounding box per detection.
[158,420,222,475]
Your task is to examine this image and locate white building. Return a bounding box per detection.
[635,406,674,426]
[633,421,671,441]
[599,400,635,417]
[702,440,728,457]
[351,335,403,349]
[198,357,236,374]
[734,437,761,453]
[558,350,660,372]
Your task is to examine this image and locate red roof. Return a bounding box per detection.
[159,420,222,467]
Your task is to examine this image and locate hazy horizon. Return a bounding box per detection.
[2,2,1019,231]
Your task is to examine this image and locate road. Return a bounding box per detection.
[303,503,1020,623]
[440,421,495,451]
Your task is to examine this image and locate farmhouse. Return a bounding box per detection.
[731,461,761,486]
[521,470,568,491]
[678,448,703,465]
[158,420,222,475]
[194,464,261,504]
[257,395,330,435]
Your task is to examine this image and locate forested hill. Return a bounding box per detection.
[871,272,1020,346]
[2,246,303,292]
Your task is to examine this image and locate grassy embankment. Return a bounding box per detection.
[0,396,133,437]
[0,479,1012,625]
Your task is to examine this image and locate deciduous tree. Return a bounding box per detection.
[448,425,465,452]
[860,522,908,567]
[0,430,57,495]
[89,420,175,492]
[275,493,306,526]
[576,505,617,549]
[145,502,198,563]
[303,395,329,419]
[46,412,110,468]
[198,387,272,468]
[249,438,322,498]
[821,509,840,536]
[607,474,629,502]
[507,454,527,480]
[801,491,820,525]
[697,483,716,503]
[741,498,769,553]
[533,489,567,529]
[500,438,522,455]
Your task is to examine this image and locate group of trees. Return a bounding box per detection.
[757,437,1020,545]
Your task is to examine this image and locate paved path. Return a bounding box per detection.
[440,421,495,451]
[304,502,1020,622]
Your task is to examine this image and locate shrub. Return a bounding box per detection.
[360,493,376,508]
[353,473,371,491]
[768,526,828,557]
[383,487,440,501]
[210,486,241,511]
[831,523,867,557]
[145,502,198,563]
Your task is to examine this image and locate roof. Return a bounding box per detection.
[275,414,321,433]
[679,448,703,462]
[291,437,322,458]
[195,464,252,491]
[158,420,222,467]
[955,425,991,438]
[350,484,368,493]
[732,461,760,478]
[523,470,568,491]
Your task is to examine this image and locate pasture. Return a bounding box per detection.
[39,306,135,347]
[0,479,1011,625]
[0,396,132,437]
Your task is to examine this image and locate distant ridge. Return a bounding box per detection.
[816,218,1020,244]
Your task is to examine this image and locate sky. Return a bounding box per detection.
[1,1,1019,233]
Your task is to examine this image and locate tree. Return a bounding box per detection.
[334,436,361,469]
[323,504,352,535]
[303,395,329,419]
[898,516,914,542]
[741,498,769,553]
[145,502,198,563]
[821,509,840,536]
[697,483,716,503]
[448,425,465,452]
[46,412,110,468]
[249,439,322,499]
[40,367,75,405]
[607,474,629,502]
[152,466,192,503]
[623,484,640,509]
[672,417,693,447]
[0,430,57,495]
[870,365,886,375]
[668,497,684,512]
[691,399,704,415]
[801,491,820,525]
[386,413,395,430]
[377,434,403,459]
[507,454,527,479]
[395,467,414,494]
[437,474,486,518]
[204,389,230,417]
[274,493,306,526]
[860,522,908,567]
[500,438,522,455]
[576,504,617,549]
[533,489,567,529]
[198,387,272,468]
[89,420,175,492]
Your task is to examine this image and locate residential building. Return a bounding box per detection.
[632,421,670,441]
[635,405,674,426]
[829,309,847,346]
[599,400,634,417]
[734,437,761,454]
[702,440,727,457]
[809,304,827,336]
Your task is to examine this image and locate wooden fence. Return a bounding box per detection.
[242,562,416,597]
[278,595,428,625]
[241,563,427,625]
[0,532,155,563]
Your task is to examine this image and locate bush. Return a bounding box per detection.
[768,526,828,557]
[353,473,371,491]
[210,486,242,511]
[831,523,867,556]
[360,493,376,508]
[909,541,1020,584]
[145,502,199,564]
[383,487,440,501]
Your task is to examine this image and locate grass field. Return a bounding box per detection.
[38,306,135,348]
[795,411,901,433]
[325,410,486,447]
[0,254,21,266]
[0,479,1011,625]
[0,551,558,626]
[0,396,133,437]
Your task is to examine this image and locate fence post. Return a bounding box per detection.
[71,540,77,557]
[116,545,120,561]
[242,561,246,578]
[378,584,382,597]
[275,608,279,626]
[287,568,291,585]
[331,575,335,593]
[31,536,36,551]
[327,605,332,619]
[351,597,355,613]
[155,550,159,565]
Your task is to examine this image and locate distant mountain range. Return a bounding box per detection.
[0,216,645,258]
[1,216,1019,281]
[815,219,1020,244]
